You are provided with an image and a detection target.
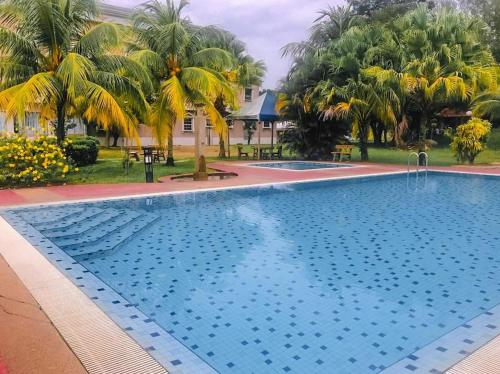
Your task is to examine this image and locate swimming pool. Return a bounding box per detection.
[2,172,499,373]
[248,161,351,170]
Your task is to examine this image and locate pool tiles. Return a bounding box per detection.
[3,172,500,374]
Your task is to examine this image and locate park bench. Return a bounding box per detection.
[332,144,353,162]
[237,144,249,159]
[271,145,283,160]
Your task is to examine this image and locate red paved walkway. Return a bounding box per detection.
[0,356,7,374]
[0,161,499,207]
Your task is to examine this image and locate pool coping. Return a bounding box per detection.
[0,169,407,210]
[1,169,499,374]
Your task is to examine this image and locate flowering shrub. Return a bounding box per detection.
[0,135,75,187]
[451,118,492,164]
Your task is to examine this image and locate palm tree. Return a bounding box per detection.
[359,5,498,154]
[473,90,500,120]
[131,0,236,169]
[200,26,266,157]
[0,0,150,144]
[319,79,397,161]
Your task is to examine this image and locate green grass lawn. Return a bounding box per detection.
[351,146,500,166]
[351,129,500,166]
[67,129,500,184]
[66,157,197,184]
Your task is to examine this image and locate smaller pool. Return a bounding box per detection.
[248,161,352,170]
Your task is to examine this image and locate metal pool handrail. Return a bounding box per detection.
[408,152,429,175]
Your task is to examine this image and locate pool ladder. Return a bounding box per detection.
[407,152,429,190]
[407,152,429,175]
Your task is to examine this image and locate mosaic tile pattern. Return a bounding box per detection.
[3,172,500,374]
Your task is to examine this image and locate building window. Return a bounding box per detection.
[245,88,252,102]
[263,121,272,129]
[206,118,213,128]
[183,117,193,132]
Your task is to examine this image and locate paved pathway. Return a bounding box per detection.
[0,255,86,374]
[0,356,7,374]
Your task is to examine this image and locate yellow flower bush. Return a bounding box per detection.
[451,118,492,164]
[0,135,74,187]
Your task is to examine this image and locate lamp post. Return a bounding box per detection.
[143,147,154,183]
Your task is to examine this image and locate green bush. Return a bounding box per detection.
[451,118,492,164]
[0,135,74,187]
[65,136,100,166]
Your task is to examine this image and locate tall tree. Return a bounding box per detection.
[0,0,150,144]
[349,0,430,17]
[279,3,498,162]
[455,0,500,61]
[131,0,235,169]
[368,5,497,156]
[197,26,266,157]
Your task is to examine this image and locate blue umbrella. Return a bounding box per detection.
[231,91,280,154]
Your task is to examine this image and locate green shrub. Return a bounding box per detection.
[0,135,74,187]
[487,128,500,150]
[65,136,100,166]
[451,118,492,164]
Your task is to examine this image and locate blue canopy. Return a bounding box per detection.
[231,91,280,122]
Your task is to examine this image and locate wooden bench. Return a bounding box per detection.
[271,145,283,160]
[237,145,249,159]
[332,145,353,162]
[126,147,141,161]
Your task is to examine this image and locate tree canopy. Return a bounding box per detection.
[279,3,499,160]
[0,0,151,143]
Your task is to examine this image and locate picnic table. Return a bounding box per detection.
[251,145,283,160]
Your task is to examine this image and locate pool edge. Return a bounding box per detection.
[1,170,499,374]
[0,216,168,374]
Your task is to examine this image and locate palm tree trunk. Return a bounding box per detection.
[194,109,204,172]
[359,123,369,161]
[218,135,226,158]
[85,120,97,137]
[166,132,174,166]
[56,104,66,145]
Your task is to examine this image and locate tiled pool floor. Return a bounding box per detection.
[2,172,499,373]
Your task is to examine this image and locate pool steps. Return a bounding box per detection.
[18,206,86,226]
[33,207,161,259]
[39,208,120,236]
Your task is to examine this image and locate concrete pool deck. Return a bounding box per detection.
[0,161,499,373]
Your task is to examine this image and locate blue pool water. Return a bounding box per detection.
[249,161,351,170]
[4,172,500,373]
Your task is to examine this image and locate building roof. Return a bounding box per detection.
[438,108,472,118]
[231,91,280,122]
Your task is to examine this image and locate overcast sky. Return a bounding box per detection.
[106,0,344,88]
